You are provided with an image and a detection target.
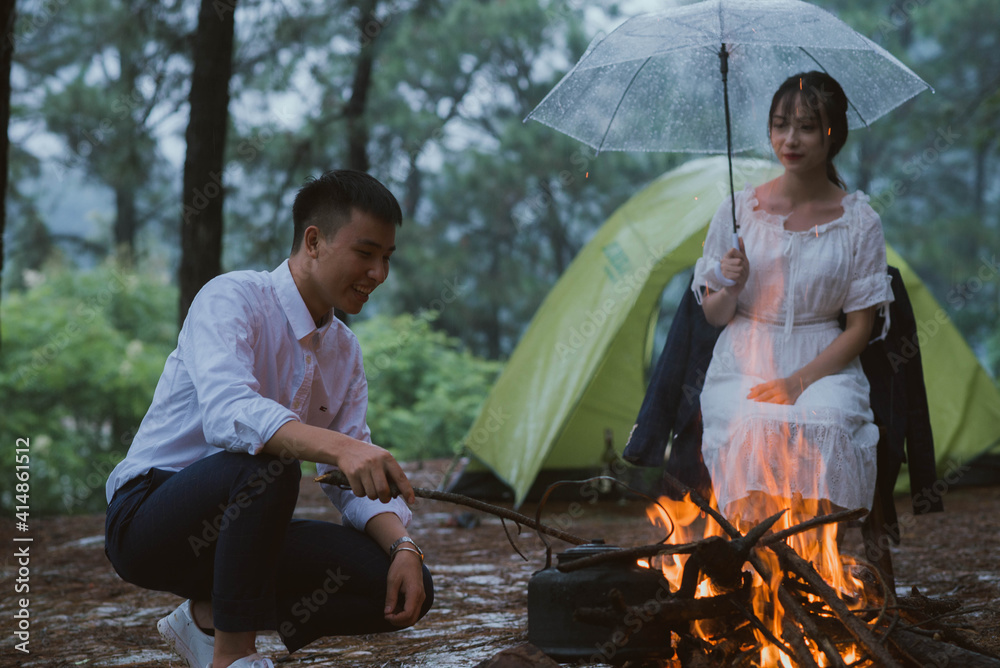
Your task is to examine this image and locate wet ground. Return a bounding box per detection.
[1,460,997,667]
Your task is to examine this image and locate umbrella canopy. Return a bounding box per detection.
[526,0,932,155]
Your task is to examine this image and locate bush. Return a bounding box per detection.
[0,263,178,515]
[354,311,502,461]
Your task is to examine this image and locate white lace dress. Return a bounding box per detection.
[692,184,894,518]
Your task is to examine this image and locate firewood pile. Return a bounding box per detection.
[531,473,1000,668]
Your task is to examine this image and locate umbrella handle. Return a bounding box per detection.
[712,232,740,287]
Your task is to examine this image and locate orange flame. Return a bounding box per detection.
[644,488,868,666]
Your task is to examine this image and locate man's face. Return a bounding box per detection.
[305,208,396,317]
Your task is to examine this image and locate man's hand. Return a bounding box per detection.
[383,550,425,627]
[747,376,804,405]
[263,422,415,505]
[336,441,415,505]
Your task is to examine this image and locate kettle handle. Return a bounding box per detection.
[534,476,676,570]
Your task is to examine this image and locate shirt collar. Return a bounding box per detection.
[272,259,331,341]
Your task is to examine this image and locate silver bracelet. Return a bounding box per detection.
[390,545,423,562]
[389,536,424,560]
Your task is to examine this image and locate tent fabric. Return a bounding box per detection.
[457,156,1000,507]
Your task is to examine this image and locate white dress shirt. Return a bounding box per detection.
[105,260,410,531]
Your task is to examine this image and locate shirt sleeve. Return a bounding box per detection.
[316,338,412,531]
[178,276,298,455]
[692,192,739,303]
[843,194,894,314]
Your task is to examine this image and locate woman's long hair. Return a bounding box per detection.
[768,71,850,190]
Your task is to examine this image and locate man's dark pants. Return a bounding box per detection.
[105,451,433,652]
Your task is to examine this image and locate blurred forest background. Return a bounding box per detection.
[1,0,997,515]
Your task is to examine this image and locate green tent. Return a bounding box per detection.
[453,156,1000,506]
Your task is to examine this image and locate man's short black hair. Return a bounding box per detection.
[291,170,402,253]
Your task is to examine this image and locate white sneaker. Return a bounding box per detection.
[156,599,215,668]
[220,654,274,668]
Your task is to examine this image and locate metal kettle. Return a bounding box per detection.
[527,541,677,665]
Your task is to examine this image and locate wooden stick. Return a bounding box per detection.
[729,600,813,668]
[772,543,904,668]
[659,472,741,539]
[759,508,868,547]
[314,470,588,546]
[575,584,752,626]
[778,587,849,668]
[889,629,1000,667]
[779,616,822,668]
[556,540,700,572]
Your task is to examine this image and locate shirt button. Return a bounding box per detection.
[306,355,312,363]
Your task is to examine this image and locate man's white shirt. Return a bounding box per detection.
[105,259,410,530]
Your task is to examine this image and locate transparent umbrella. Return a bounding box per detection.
[526,0,932,252]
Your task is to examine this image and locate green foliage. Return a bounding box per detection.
[0,263,178,515]
[354,312,502,460]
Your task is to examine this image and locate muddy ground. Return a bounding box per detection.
[1,460,998,668]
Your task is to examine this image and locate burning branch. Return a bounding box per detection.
[771,542,903,668]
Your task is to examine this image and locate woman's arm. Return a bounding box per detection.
[748,306,875,404]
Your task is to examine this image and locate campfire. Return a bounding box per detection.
[526,472,1000,668]
[636,485,878,667]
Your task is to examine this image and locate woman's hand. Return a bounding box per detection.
[747,376,804,405]
[702,237,749,327]
[384,550,426,627]
[719,237,749,291]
